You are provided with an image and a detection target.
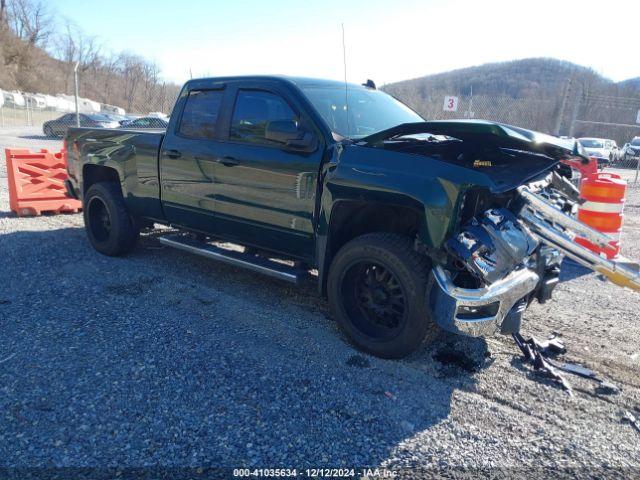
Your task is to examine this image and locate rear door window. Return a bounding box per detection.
[178,89,224,140]
[230,90,296,145]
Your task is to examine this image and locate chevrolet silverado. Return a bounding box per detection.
[64,76,640,359]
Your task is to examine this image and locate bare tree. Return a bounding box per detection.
[55,20,101,93]
[7,0,52,46]
[118,53,146,111]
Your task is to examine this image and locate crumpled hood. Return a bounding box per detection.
[357,120,588,192]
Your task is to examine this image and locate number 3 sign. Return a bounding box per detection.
[443,96,459,112]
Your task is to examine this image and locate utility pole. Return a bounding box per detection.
[74,62,80,127]
[568,83,583,138]
[554,77,572,136]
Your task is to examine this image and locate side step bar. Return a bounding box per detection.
[517,187,640,291]
[159,234,303,284]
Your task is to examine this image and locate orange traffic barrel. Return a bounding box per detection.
[576,173,626,259]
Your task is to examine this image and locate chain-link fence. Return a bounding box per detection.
[0,81,177,163]
[407,93,560,133]
[387,88,640,185]
[0,103,62,128]
[570,93,640,174]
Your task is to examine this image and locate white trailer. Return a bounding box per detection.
[25,93,47,109]
[55,96,75,112]
[79,98,101,113]
[4,91,26,107]
[101,103,126,115]
[43,95,60,110]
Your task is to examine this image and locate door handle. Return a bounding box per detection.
[163,149,182,159]
[218,156,239,167]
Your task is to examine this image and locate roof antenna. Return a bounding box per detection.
[341,23,350,139]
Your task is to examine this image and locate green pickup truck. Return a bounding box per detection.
[64,75,640,359]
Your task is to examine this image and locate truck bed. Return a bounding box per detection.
[66,127,166,220]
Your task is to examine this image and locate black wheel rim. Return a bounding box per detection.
[88,197,112,242]
[340,261,407,341]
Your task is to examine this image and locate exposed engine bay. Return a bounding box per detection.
[361,120,640,336]
[429,170,639,336]
[445,172,575,295]
[430,173,570,335]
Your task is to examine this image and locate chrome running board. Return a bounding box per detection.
[159,235,303,284]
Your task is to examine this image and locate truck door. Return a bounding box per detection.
[159,87,226,232]
[213,84,323,260]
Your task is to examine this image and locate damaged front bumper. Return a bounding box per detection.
[427,265,539,337]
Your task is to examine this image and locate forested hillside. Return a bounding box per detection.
[383,58,640,141]
[0,0,179,113]
[384,58,638,103]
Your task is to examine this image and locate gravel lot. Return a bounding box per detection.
[1,127,639,475]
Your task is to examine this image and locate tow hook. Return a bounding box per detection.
[512,333,619,396]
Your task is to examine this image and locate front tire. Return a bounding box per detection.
[83,182,140,256]
[327,233,437,359]
[43,125,53,137]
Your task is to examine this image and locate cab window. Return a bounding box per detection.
[178,89,224,140]
[230,90,297,145]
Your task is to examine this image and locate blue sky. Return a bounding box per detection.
[53,0,638,85]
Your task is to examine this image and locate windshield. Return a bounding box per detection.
[579,139,604,148]
[301,85,423,138]
[631,138,640,146]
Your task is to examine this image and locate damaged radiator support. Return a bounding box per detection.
[517,187,640,292]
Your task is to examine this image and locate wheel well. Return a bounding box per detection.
[321,201,422,295]
[83,165,120,194]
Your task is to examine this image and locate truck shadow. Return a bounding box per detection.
[559,258,594,283]
[0,226,490,467]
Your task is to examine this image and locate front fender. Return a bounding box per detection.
[314,144,494,295]
[320,144,493,248]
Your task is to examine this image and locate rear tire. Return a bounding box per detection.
[327,233,437,359]
[83,182,140,256]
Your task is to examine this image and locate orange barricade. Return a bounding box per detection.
[5,148,82,217]
[576,172,626,259]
